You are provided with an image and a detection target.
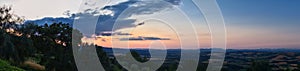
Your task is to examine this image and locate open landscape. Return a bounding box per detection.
[1,0,300,71]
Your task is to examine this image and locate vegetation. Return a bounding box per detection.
[0,6,81,71]
[247,60,271,71]
[0,59,25,71]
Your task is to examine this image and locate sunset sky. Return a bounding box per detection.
[1,0,300,49]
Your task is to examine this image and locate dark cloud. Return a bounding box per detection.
[120,36,170,41]
[116,32,133,36]
[25,0,182,37]
[143,37,170,40]
[120,37,144,41]
[122,0,176,16]
[73,0,181,36]
[100,32,114,36]
[164,0,182,5]
[99,32,133,36]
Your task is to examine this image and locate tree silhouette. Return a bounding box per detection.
[130,50,147,62]
[0,6,34,65]
[247,60,271,71]
[28,23,83,71]
[0,6,24,31]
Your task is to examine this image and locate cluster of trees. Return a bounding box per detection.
[0,6,82,71]
[247,60,271,71]
[1,6,30,71]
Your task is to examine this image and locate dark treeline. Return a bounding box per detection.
[0,6,81,71]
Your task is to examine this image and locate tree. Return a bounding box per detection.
[30,23,83,71]
[0,59,25,71]
[130,50,148,63]
[0,6,24,31]
[0,6,33,65]
[197,63,208,71]
[247,60,271,71]
[0,6,85,71]
[298,64,300,71]
[95,46,113,70]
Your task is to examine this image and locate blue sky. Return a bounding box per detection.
[217,0,300,48]
[218,0,300,31]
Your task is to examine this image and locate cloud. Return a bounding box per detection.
[116,32,133,36]
[164,0,182,5]
[99,32,133,36]
[122,0,178,16]
[73,0,181,36]
[120,36,170,41]
[24,0,182,37]
[100,32,114,36]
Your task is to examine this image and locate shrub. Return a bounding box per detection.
[0,59,25,71]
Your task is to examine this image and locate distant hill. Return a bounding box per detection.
[24,17,73,26]
[99,47,300,57]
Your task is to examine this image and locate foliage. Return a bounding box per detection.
[247,60,271,71]
[0,6,83,71]
[130,50,148,63]
[0,5,24,30]
[29,23,82,71]
[0,6,33,65]
[0,59,25,71]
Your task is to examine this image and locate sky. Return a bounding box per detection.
[1,0,300,49]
